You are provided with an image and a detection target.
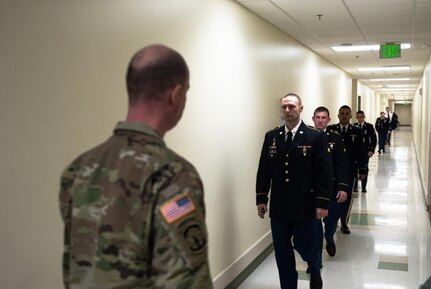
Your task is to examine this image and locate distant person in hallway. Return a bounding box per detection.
[353,111,377,193]
[327,105,367,235]
[385,106,399,145]
[375,111,391,154]
[256,93,333,289]
[59,44,213,289]
[312,106,349,260]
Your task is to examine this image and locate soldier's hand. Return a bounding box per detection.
[257,204,267,219]
[358,174,366,180]
[315,208,328,219]
[367,151,374,158]
[337,191,347,203]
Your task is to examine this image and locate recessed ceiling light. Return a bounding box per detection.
[369,78,410,81]
[380,88,416,91]
[332,43,411,52]
[384,85,412,87]
[358,66,410,72]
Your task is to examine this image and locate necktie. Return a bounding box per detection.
[285,131,293,148]
[342,127,347,134]
[359,124,362,129]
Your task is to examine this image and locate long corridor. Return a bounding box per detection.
[239,127,431,289]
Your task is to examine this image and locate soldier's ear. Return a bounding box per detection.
[168,84,183,105]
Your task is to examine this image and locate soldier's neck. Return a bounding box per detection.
[285,119,300,131]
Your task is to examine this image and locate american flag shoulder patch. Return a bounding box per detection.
[160,192,196,224]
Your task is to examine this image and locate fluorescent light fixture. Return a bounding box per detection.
[332,43,411,52]
[358,66,410,72]
[369,78,410,81]
[383,85,412,87]
[380,88,416,91]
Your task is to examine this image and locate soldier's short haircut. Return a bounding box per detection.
[339,105,352,113]
[356,110,365,115]
[281,93,302,105]
[313,106,330,117]
[126,45,189,104]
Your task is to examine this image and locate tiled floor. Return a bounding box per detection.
[238,127,431,289]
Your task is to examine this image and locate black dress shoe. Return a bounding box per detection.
[310,273,323,289]
[341,225,351,234]
[326,239,336,257]
[362,188,367,193]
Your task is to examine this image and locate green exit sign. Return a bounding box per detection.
[380,43,401,59]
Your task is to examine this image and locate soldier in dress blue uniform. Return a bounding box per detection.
[385,106,399,145]
[312,107,349,259]
[256,93,333,289]
[327,105,367,235]
[353,110,377,193]
[375,111,391,154]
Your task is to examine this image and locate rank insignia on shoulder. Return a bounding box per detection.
[160,192,196,224]
[268,126,281,133]
[307,125,320,132]
[329,129,340,135]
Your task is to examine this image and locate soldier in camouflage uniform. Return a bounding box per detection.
[59,44,213,289]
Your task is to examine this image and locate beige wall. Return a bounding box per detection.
[356,81,383,123]
[1,1,363,288]
[394,103,412,126]
[413,54,431,209]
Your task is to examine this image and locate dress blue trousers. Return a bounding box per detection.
[323,198,339,242]
[271,217,322,289]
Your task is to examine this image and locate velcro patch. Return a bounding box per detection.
[160,193,196,224]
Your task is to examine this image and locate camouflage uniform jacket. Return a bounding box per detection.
[59,121,213,289]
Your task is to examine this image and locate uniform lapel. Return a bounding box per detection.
[276,126,286,150]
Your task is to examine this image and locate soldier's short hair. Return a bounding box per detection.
[313,106,330,117]
[356,110,365,115]
[339,105,351,113]
[126,45,189,104]
[281,93,302,105]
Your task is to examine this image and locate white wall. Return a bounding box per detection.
[413,53,431,209]
[0,1,356,288]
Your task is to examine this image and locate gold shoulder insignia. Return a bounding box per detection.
[329,129,340,135]
[266,125,281,133]
[307,125,320,132]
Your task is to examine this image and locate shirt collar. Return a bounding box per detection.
[114,121,165,146]
[285,120,302,138]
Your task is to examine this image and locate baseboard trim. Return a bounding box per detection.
[212,231,273,289]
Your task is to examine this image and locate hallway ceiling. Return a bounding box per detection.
[236,0,431,101]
